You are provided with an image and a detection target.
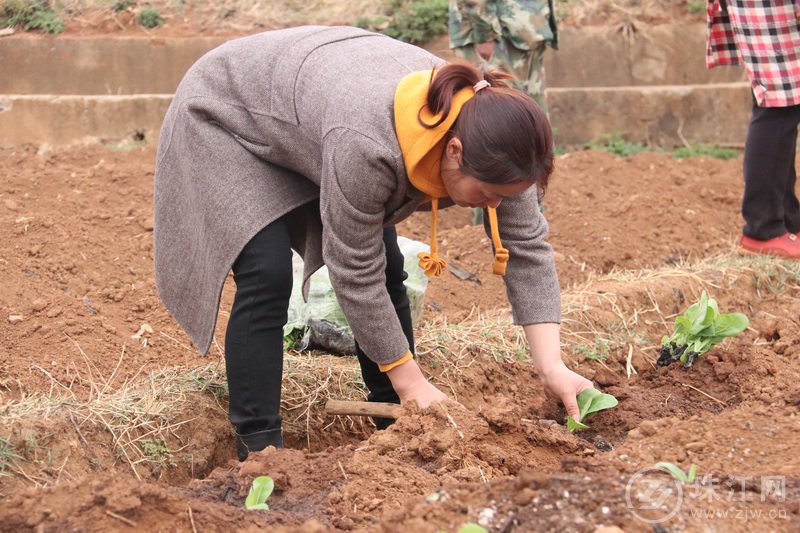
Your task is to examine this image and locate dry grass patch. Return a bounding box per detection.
[2,251,796,489]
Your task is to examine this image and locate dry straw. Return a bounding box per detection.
[1,252,797,482]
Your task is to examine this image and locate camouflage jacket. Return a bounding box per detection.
[449,0,558,51]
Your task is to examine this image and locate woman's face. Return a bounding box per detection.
[440,138,534,208]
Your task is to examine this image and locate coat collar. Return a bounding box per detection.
[393,69,475,198]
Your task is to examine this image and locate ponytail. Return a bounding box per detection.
[419,61,554,193]
[419,62,513,128]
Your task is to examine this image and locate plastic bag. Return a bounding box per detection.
[283,236,430,354]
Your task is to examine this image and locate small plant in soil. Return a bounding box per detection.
[586,131,648,157]
[566,388,618,431]
[657,291,749,368]
[139,6,163,28]
[193,373,228,401]
[673,143,739,160]
[245,476,275,510]
[355,0,448,45]
[111,0,133,12]
[685,0,706,15]
[140,437,176,468]
[575,337,612,361]
[655,462,697,484]
[0,437,22,477]
[0,0,63,34]
[456,524,488,533]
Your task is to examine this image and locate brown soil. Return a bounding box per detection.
[0,145,746,399]
[2,138,799,532]
[0,5,796,529]
[400,150,745,322]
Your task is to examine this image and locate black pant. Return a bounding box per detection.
[742,101,800,240]
[224,214,409,436]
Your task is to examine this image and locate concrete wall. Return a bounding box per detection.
[1,36,227,95]
[0,24,753,148]
[1,25,745,94]
[545,25,746,87]
[549,83,752,147]
[0,95,173,147]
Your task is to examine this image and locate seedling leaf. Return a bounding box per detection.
[583,391,619,414]
[713,313,749,337]
[566,416,589,431]
[458,524,488,533]
[687,463,697,483]
[568,388,619,431]
[655,462,697,484]
[245,476,274,510]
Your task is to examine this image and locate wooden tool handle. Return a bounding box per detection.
[325,400,404,419]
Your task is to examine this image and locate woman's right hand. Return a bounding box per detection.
[385,359,448,409]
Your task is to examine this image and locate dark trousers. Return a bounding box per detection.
[742,101,800,240]
[224,215,409,437]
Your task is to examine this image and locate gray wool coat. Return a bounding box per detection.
[154,26,561,364]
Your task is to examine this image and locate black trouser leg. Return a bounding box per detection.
[742,101,800,239]
[355,227,413,429]
[782,128,800,234]
[224,219,293,458]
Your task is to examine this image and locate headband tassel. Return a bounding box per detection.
[487,207,508,276]
[418,198,448,278]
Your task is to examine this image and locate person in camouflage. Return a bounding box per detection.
[448,0,557,109]
[450,0,557,224]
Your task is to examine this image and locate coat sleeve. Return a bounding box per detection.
[486,186,561,325]
[319,128,411,366]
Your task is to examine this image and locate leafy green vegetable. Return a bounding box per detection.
[458,524,488,533]
[655,462,697,484]
[566,388,618,432]
[425,490,443,503]
[245,476,274,510]
[566,416,590,431]
[658,291,749,368]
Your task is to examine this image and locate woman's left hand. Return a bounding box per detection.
[537,362,594,420]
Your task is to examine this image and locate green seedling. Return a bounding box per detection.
[458,525,488,533]
[140,437,175,468]
[1,0,63,34]
[245,476,274,510]
[0,437,22,477]
[139,7,163,28]
[655,462,697,484]
[658,291,748,368]
[566,388,618,431]
[381,0,448,45]
[586,131,648,157]
[672,143,739,160]
[685,0,706,15]
[425,490,443,503]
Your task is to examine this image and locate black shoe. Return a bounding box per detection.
[236,428,284,461]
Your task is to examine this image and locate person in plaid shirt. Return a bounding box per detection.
[707,0,800,258]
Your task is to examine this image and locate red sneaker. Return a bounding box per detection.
[739,233,800,258]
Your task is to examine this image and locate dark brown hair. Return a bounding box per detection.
[420,61,554,193]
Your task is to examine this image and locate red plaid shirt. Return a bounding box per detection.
[706,0,800,107]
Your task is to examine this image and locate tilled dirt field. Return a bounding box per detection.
[1,144,799,532]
